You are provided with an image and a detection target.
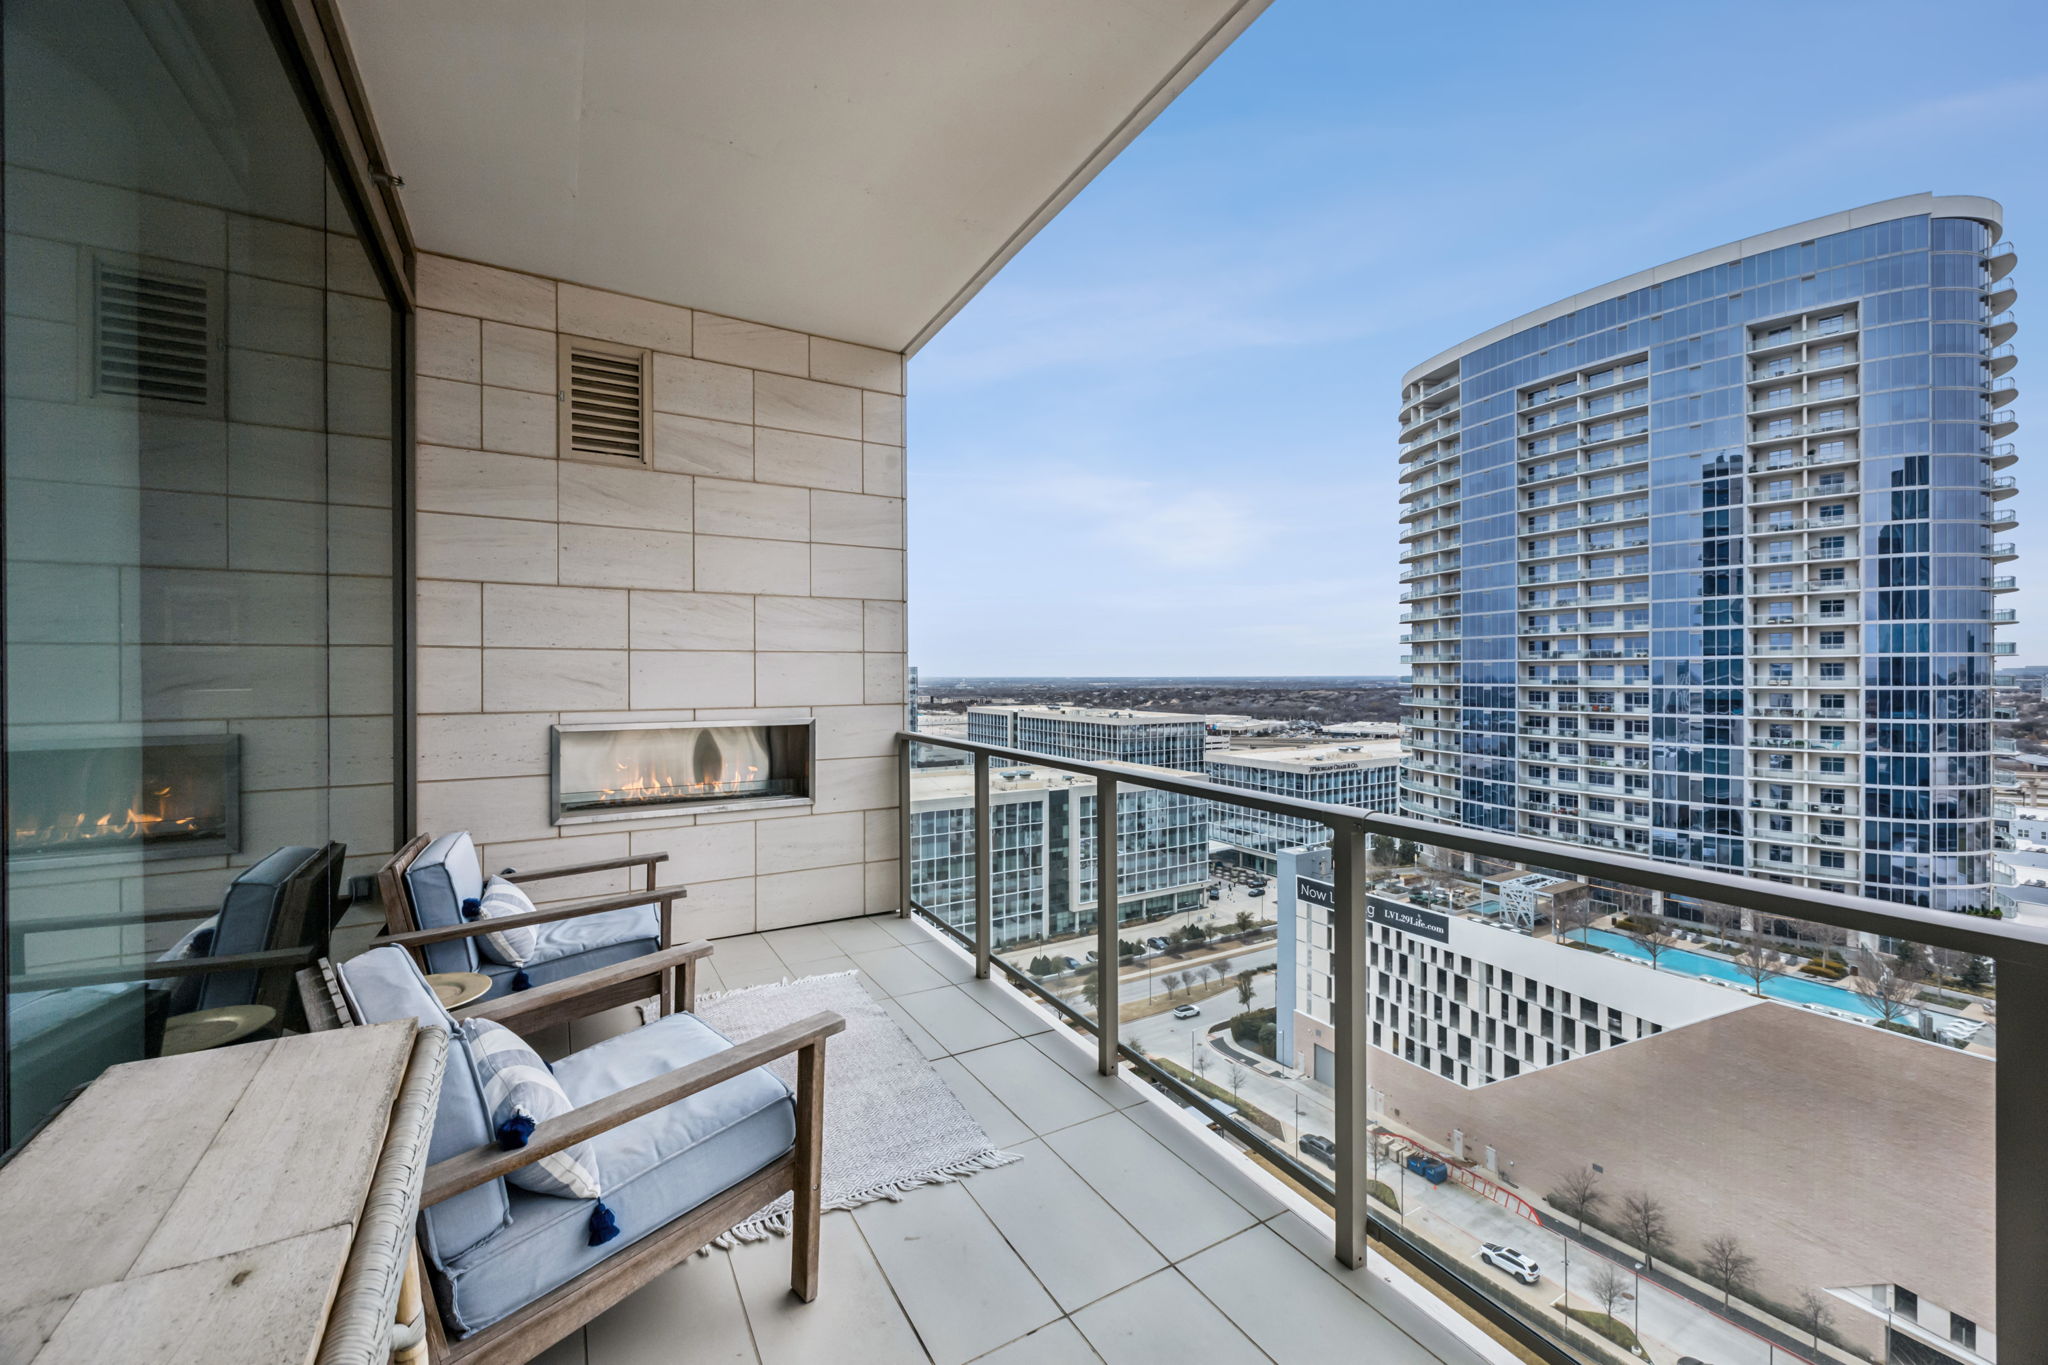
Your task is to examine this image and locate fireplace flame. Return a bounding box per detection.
[11,786,208,849]
[594,758,767,806]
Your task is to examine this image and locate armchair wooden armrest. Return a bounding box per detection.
[8,944,317,992]
[421,1009,845,1208]
[455,941,715,1032]
[6,903,223,938]
[383,885,689,953]
[499,852,668,888]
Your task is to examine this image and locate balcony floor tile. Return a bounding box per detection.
[551,914,1485,1365]
[1041,1112,1261,1263]
[891,983,1022,1054]
[958,1136,1168,1312]
[1069,1268,1266,1365]
[851,1179,1063,1365]
[968,1318,1102,1364]
[954,1037,1119,1136]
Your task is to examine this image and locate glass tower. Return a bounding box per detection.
[1398,196,2016,912]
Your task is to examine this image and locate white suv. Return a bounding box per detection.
[1479,1244,1540,1284]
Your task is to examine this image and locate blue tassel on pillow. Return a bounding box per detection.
[495,1111,535,1150]
[588,1201,620,1246]
[511,970,531,991]
[461,897,483,921]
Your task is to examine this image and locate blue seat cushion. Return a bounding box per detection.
[473,904,660,1001]
[435,1010,795,1337]
[339,946,511,1260]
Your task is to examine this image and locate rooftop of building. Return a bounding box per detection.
[1402,191,2005,387]
[968,703,1208,727]
[1206,740,1404,773]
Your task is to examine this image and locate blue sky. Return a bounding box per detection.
[907,0,2046,678]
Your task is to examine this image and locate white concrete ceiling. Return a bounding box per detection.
[335,0,1267,353]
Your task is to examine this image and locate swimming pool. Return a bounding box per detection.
[1569,928,1898,1023]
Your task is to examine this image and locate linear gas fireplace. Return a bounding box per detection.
[551,720,814,826]
[7,734,240,865]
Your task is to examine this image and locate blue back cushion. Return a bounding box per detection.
[187,844,321,1013]
[406,832,487,975]
[341,945,511,1259]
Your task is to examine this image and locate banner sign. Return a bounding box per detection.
[1367,895,1451,943]
[1294,876,1337,910]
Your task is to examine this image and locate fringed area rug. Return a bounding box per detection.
[694,970,1020,1245]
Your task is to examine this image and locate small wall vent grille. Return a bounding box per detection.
[90,256,219,408]
[559,335,652,465]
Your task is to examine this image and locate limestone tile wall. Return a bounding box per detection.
[4,167,399,957]
[410,255,906,937]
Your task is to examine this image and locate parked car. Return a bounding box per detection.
[1171,1003,1201,1020]
[1297,1133,1337,1166]
[1062,956,1081,971]
[1248,886,1266,898]
[1208,887,1223,900]
[1146,936,1171,951]
[1405,1153,1448,1184]
[1479,1244,1539,1284]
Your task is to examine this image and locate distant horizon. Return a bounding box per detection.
[914,673,1405,684]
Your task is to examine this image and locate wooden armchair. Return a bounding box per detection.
[306,931,843,1365]
[377,833,691,1008]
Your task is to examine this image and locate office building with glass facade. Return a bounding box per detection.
[1398,195,2017,912]
[907,764,1208,946]
[966,705,1208,771]
[1204,740,1400,871]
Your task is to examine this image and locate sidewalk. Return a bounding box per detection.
[1539,1216,1843,1365]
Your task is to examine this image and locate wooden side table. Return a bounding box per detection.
[425,971,492,1008]
[0,1021,445,1365]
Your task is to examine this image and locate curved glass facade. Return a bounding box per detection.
[1399,205,2016,911]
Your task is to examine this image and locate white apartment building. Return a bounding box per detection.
[1275,847,1749,1088]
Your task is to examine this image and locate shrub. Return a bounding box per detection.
[1229,1006,1277,1048]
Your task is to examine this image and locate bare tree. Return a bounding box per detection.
[1850,946,1926,1028]
[1224,1058,1249,1097]
[1210,957,1233,988]
[1161,970,1182,999]
[1236,969,1257,1010]
[1077,961,1102,1013]
[1732,936,1779,997]
[1795,1287,1835,1349]
[1924,943,1968,986]
[1804,917,1849,968]
[1699,1233,1756,1307]
[1552,890,1597,944]
[1586,1261,1628,1321]
[1627,917,1680,973]
[1700,901,1746,946]
[1192,1044,1212,1081]
[1615,1190,1670,1270]
[1550,1165,1604,1231]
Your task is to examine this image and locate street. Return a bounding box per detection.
[1374,1132,1814,1365]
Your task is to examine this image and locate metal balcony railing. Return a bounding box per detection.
[896,729,2048,1364]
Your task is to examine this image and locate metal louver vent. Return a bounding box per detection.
[92,258,217,406]
[559,336,652,465]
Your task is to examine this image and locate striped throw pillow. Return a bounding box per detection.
[465,875,539,967]
[462,1018,603,1201]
